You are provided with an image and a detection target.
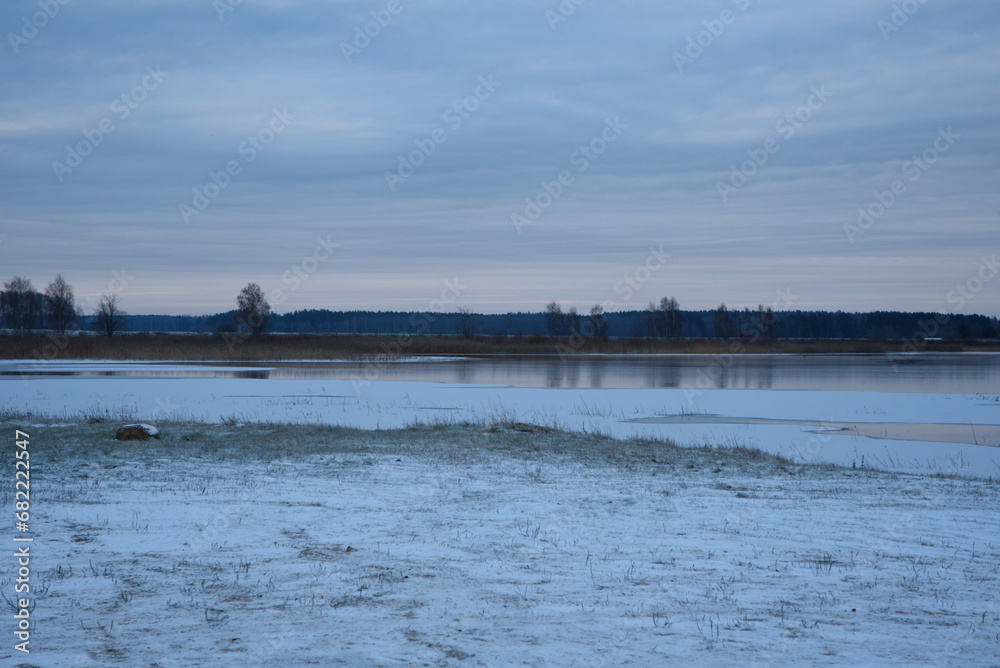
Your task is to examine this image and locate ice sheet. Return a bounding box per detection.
[4,372,998,477]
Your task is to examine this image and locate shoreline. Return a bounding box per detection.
[5,418,993,482]
[3,332,1000,361]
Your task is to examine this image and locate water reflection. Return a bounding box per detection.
[589,358,605,389]
[565,360,580,388]
[1,367,274,380]
[546,362,561,388]
[643,361,681,388]
[2,354,1000,393]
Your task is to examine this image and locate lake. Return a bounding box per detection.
[3,354,998,478]
[3,353,1000,393]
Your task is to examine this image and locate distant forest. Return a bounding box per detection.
[2,275,998,340]
[90,308,998,340]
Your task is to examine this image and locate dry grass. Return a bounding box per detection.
[7,419,998,665]
[0,417,801,475]
[3,331,998,361]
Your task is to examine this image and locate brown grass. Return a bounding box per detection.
[2,331,999,362]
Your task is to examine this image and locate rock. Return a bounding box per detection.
[115,424,160,441]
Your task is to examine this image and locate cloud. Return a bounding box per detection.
[0,0,998,315]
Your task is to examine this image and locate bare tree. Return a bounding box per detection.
[566,306,580,335]
[456,307,476,339]
[545,301,563,337]
[237,283,270,337]
[645,301,661,338]
[659,296,681,338]
[714,303,733,339]
[589,304,608,339]
[759,305,776,340]
[93,294,127,337]
[44,274,76,333]
[0,276,42,332]
[657,297,670,338]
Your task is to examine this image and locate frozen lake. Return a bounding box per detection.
[2,354,999,478]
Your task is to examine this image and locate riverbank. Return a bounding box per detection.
[3,331,1000,361]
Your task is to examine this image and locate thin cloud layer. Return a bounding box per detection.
[1,0,998,315]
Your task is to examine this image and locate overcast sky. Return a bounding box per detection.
[1,0,998,316]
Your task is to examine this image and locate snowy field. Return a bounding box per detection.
[3,359,999,478]
[2,422,999,667]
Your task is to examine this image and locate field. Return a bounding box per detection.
[2,420,998,666]
[3,332,1000,361]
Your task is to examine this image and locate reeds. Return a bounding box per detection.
[1,331,993,361]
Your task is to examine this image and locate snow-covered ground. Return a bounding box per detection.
[3,359,1000,665]
[5,423,999,667]
[3,366,999,477]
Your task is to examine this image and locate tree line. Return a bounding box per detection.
[0,275,128,337]
[3,276,998,340]
[0,277,271,339]
[161,303,1000,340]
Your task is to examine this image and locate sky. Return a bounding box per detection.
[1,0,998,317]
